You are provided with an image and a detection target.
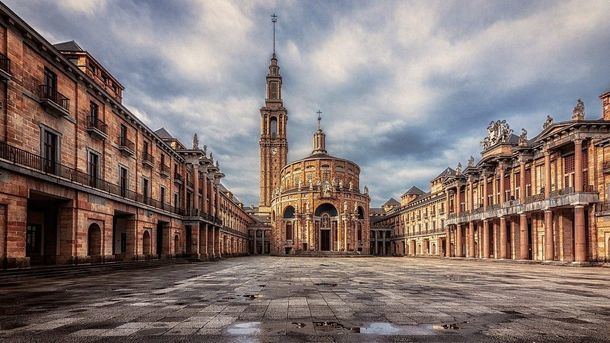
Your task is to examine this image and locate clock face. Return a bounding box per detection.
[272,147,278,155]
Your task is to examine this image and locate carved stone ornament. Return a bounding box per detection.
[349,181,353,190]
[519,128,528,146]
[543,115,554,130]
[480,120,513,149]
[343,201,348,212]
[364,186,369,194]
[456,162,462,174]
[572,99,585,120]
[467,156,475,167]
[192,133,199,149]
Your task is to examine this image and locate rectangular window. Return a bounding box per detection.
[174,193,179,209]
[142,178,149,200]
[88,151,99,187]
[43,130,58,174]
[160,186,166,208]
[44,67,57,94]
[120,124,128,144]
[89,101,99,122]
[119,167,128,197]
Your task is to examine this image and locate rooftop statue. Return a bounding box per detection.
[468,156,475,167]
[572,99,585,120]
[519,128,528,146]
[192,133,199,149]
[543,115,554,129]
[481,120,513,149]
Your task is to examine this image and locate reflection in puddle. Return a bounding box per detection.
[227,322,261,335]
[360,322,436,336]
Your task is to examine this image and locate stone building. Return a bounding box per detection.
[269,115,371,255]
[255,26,371,255]
[376,92,610,263]
[0,3,254,269]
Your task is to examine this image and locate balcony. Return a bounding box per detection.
[174,173,183,185]
[142,151,154,168]
[86,116,108,140]
[160,163,170,178]
[0,141,187,216]
[117,136,135,156]
[0,53,11,80]
[38,85,70,117]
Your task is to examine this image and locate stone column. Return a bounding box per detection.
[444,227,450,257]
[456,224,463,257]
[468,221,475,258]
[261,230,265,255]
[544,149,551,198]
[499,216,507,259]
[203,175,208,214]
[191,224,200,258]
[519,159,526,203]
[374,231,378,255]
[193,164,200,211]
[498,164,505,205]
[483,220,489,258]
[544,210,554,261]
[210,227,215,259]
[574,206,586,262]
[253,229,257,254]
[492,220,499,258]
[574,139,583,192]
[519,214,528,260]
[483,175,488,210]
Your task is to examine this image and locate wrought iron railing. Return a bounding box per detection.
[160,162,170,175]
[118,136,135,152]
[0,141,183,215]
[0,52,11,74]
[86,116,107,135]
[38,85,69,111]
[142,151,154,165]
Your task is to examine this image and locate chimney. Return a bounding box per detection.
[601,90,610,121]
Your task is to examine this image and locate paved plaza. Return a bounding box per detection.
[0,257,609,342]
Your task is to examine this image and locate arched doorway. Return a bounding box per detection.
[174,234,180,255]
[143,230,151,256]
[87,223,102,256]
[315,203,338,251]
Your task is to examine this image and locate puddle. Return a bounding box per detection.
[292,322,306,328]
[242,294,260,300]
[314,282,338,287]
[227,322,261,335]
[314,321,359,333]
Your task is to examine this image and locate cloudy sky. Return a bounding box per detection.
[7,0,610,206]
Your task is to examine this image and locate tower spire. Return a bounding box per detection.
[317,110,322,130]
[312,110,327,155]
[271,13,278,56]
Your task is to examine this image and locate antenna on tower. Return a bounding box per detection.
[271,13,278,55]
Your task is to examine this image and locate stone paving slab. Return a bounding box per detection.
[0,256,609,342]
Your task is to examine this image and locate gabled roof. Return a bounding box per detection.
[433,167,456,181]
[402,186,424,197]
[383,198,400,207]
[53,40,83,52]
[154,127,174,140]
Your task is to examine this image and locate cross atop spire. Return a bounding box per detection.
[317,110,322,130]
[271,13,278,55]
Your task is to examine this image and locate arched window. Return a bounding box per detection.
[357,206,365,219]
[270,117,278,138]
[283,206,295,218]
[87,223,102,256]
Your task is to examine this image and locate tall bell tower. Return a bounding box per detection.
[259,13,288,212]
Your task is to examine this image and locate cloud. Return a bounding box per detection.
[5,0,610,207]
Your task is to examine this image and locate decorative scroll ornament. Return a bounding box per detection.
[572,99,585,120]
[192,133,199,149]
[519,128,528,146]
[467,156,475,167]
[480,120,513,149]
[543,115,554,130]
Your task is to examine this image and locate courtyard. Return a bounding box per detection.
[0,257,609,342]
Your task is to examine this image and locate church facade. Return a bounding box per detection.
[257,46,371,255]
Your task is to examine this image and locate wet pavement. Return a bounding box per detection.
[0,256,609,342]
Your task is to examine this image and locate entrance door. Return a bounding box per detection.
[26,224,42,258]
[321,230,330,251]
